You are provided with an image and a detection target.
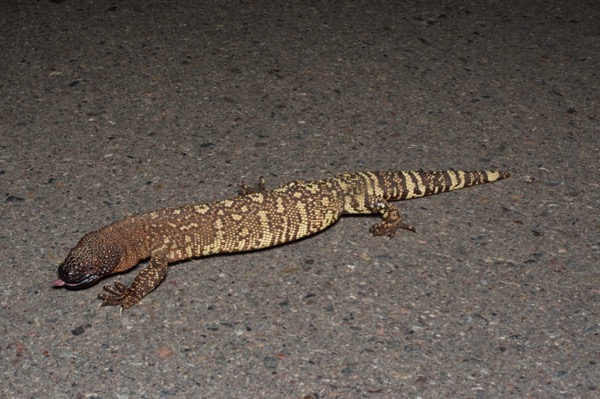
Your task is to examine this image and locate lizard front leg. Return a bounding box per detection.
[98,250,168,309]
[367,197,416,238]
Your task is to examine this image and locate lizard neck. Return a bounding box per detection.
[103,215,157,273]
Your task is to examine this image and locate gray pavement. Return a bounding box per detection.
[1,0,598,398]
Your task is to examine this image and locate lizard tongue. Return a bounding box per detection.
[52,279,66,287]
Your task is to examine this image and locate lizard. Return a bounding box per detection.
[53,169,509,309]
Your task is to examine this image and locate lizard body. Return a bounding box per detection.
[53,170,509,309]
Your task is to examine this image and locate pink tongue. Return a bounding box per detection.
[52,279,66,287]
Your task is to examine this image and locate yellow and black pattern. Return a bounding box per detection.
[54,169,509,309]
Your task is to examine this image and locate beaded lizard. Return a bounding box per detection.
[53,170,509,309]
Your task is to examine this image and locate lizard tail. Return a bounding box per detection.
[372,170,510,201]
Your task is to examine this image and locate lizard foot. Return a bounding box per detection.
[97,282,142,309]
[369,220,416,238]
[367,197,416,238]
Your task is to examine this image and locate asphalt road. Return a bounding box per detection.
[1,1,598,398]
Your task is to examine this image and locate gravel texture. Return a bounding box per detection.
[1,0,598,398]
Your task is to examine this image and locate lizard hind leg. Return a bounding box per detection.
[238,176,267,195]
[368,197,416,238]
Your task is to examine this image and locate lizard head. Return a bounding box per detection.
[53,230,122,289]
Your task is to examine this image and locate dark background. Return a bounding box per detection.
[1,0,598,397]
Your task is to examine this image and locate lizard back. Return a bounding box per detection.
[132,170,508,261]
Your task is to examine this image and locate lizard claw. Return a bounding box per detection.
[97,282,141,309]
[367,197,416,238]
[369,220,416,238]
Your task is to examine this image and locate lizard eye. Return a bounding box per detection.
[80,261,96,274]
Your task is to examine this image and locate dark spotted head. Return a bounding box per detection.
[53,230,122,289]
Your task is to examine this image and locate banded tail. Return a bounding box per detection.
[335,169,510,237]
[369,170,510,202]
